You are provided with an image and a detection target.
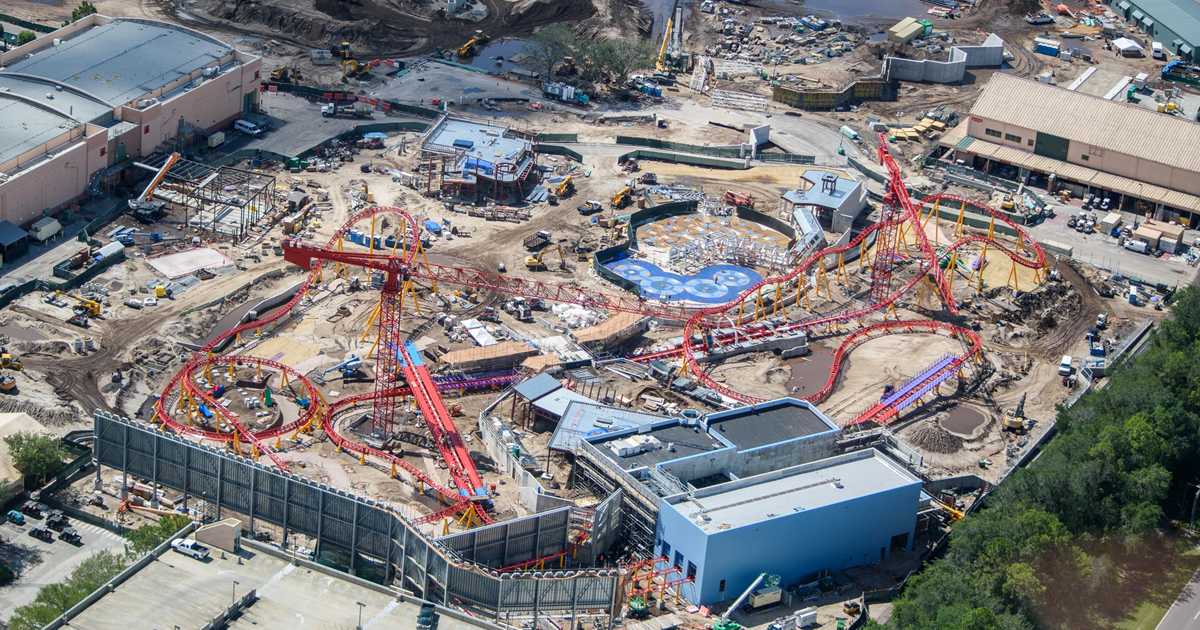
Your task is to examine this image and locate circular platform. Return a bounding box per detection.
[604,257,763,304]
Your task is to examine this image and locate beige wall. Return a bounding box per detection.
[970,115,1200,197]
[121,56,261,156]
[0,124,107,225]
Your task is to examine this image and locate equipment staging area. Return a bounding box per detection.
[0,4,1188,630]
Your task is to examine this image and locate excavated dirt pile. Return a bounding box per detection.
[909,423,964,453]
[195,0,595,53]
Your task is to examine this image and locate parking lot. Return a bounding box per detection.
[0,511,127,622]
[1030,203,1199,287]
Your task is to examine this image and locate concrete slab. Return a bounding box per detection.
[147,247,234,279]
[62,544,491,630]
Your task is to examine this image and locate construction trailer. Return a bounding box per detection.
[135,153,279,242]
[420,117,539,204]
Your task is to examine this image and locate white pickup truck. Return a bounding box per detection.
[170,538,211,560]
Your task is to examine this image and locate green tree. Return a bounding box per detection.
[588,38,656,84]
[16,31,36,46]
[124,513,192,558]
[524,24,575,79]
[3,432,67,487]
[70,1,97,23]
[7,551,126,630]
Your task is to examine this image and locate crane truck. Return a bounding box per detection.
[128,152,181,223]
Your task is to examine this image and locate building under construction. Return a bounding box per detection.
[420,116,539,204]
[139,153,279,241]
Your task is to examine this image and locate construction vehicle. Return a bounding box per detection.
[1002,393,1028,433]
[0,375,16,394]
[525,244,568,271]
[656,16,673,72]
[611,186,633,209]
[321,102,372,119]
[115,231,165,247]
[0,348,22,371]
[320,355,364,383]
[341,59,371,80]
[553,175,575,198]
[628,595,651,620]
[269,66,302,83]
[639,172,657,185]
[710,572,770,630]
[577,200,603,215]
[128,152,181,223]
[457,30,489,58]
[56,292,102,318]
[722,190,755,209]
[523,230,552,251]
[843,601,862,616]
[333,41,353,59]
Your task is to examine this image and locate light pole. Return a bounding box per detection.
[231,580,240,607]
[356,601,366,629]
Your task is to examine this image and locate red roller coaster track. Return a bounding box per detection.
[151,134,1046,526]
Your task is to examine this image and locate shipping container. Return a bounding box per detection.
[29,217,61,242]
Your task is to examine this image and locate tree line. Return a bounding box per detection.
[873,286,1200,629]
[523,24,656,87]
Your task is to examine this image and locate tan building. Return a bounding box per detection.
[0,15,261,226]
[940,73,1200,226]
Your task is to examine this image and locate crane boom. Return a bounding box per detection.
[139,152,181,203]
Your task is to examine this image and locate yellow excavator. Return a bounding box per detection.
[611,186,632,209]
[0,348,22,371]
[525,244,567,271]
[1002,393,1028,432]
[458,30,489,58]
[554,175,575,198]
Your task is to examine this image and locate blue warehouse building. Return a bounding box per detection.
[571,397,922,605]
[658,449,921,604]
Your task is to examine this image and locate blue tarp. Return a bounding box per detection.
[424,220,443,234]
[463,157,495,176]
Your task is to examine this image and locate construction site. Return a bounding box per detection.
[0,0,1193,629]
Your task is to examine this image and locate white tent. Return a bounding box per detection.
[1113,37,1145,57]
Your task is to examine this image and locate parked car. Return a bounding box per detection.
[29,526,54,542]
[20,502,46,518]
[46,511,68,530]
[170,538,211,560]
[59,527,82,544]
[6,510,25,525]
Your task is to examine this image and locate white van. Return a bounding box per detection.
[170,538,211,560]
[1058,355,1073,376]
[233,119,264,136]
[1152,41,1165,60]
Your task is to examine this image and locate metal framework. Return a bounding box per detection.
[140,153,278,241]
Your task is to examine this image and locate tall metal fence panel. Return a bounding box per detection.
[438,508,571,569]
[615,136,744,158]
[92,411,620,620]
[618,149,747,170]
[534,144,583,162]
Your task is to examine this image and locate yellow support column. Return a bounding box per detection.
[988,215,996,240]
[227,362,236,379]
[772,284,782,317]
[836,253,847,285]
[280,370,289,388]
[369,215,377,255]
[754,287,764,321]
[955,201,966,235]
[1007,259,1020,292]
[360,302,381,342]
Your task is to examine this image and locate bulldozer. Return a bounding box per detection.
[525,244,568,271]
[269,66,303,83]
[1002,393,1028,433]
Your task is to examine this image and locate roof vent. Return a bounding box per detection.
[833,481,844,489]
[45,92,54,100]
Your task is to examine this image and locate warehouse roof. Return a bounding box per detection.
[590,421,726,471]
[706,398,838,450]
[0,94,80,166]
[1121,0,1200,49]
[0,75,113,124]
[665,449,921,534]
[971,73,1200,173]
[513,372,562,401]
[532,387,594,419]
[2,19,233,107]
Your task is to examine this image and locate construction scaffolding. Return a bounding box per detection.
[139,153,279,242]
[419,116,540,204]
[668,231,791,274]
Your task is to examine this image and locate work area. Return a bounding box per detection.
[0,0,1195,629]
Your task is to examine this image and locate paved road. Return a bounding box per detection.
[1158,569,1200,630]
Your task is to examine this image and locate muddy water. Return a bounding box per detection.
[463,38,536,74]
[785,344,836,399]
[942,405,987,437]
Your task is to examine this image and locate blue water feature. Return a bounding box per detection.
[605,255,761,304]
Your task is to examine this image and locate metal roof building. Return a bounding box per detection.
[941,73,1200,226]
[3,19,234,108]
[1107,0,1200,61]
[0,14,261,227]
[658,449,921,604]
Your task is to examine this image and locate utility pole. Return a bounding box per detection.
[356,601,366,629]
[231,580,239,607]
